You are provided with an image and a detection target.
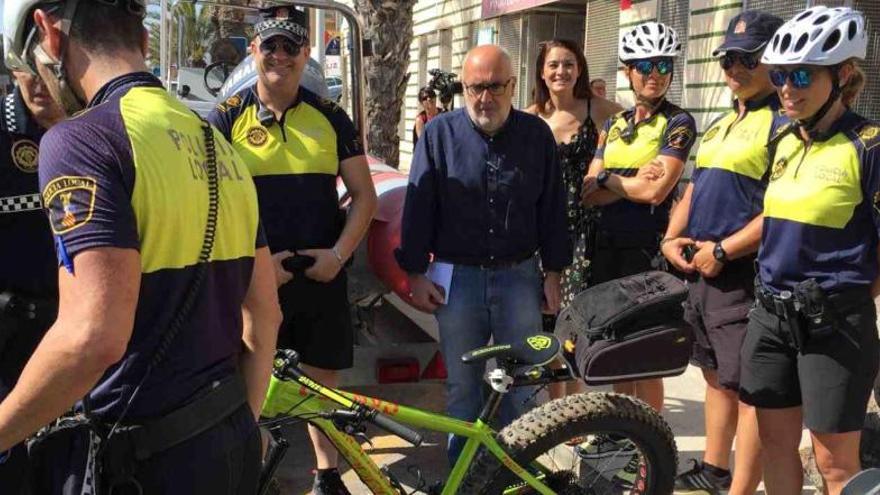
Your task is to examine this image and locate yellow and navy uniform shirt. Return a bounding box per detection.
[595,99,696,235]
[38,72,264,419]
[207,85,364,253]
[0,87,55,296]
[759,111,880,293]
[687,94,788,242]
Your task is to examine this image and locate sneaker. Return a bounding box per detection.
[574,434,638,460]
[674,459,732,494]
[613,455,642,488]
[312,468,352,495]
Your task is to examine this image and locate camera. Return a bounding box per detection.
[427,68,463,110]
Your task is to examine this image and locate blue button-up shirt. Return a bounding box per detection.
[395,108,570,274]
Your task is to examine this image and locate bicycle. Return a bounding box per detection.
[258,334,677,494]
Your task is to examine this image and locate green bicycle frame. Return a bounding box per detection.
[262,372,556,494]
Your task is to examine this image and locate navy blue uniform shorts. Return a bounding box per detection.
[739,295,879,433]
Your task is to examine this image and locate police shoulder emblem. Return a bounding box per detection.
[857,122,880,151]
[770,157,788,182]
[42,176,97,234]
[527,335,552,351]
[247,126,269,147]
[225,95,242,109]
[11,139,39,173]
[668,126,694,150]
[703,126,719,142]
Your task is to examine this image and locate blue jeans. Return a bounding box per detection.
[435,256,543,465]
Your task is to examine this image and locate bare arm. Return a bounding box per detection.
[415,118,426,139]
[719,214,763,260]
[240,247,282,420]
[664,182,693,240]
[582,157,621,206]
[0,248,140,451]
[603,154,686,206]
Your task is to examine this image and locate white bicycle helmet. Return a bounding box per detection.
[762,6,866,66]
[4,0,146,72]
[619,22,681,62]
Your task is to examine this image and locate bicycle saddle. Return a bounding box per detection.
[461,334,560,367]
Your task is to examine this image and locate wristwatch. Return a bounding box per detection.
[596,170,611,188]
[713,242,728,263]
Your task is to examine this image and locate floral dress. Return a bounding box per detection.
[543,101,600,331]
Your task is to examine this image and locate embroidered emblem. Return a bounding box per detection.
[11,139,39,173]
[857,124,880,150]
[734,20,747,34]
[770,157,788,182]
[703,126,720,142]
[608,127,621,143]
[224,95,242,109]
[527,335,552,351]
[42,176,97,234]
[668,126,694,150]
[247,126,269,147]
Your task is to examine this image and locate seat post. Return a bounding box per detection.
[477,389,503,424]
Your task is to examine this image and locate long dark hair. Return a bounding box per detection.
[533,39,592,114]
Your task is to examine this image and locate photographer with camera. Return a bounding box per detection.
[427,68,463,112]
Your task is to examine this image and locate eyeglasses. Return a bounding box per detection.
[629,59,674,76]
[420,95,436,102]
[259,38,303,57]
[769,67,814,89]
[719,51,761,71]
[464,79,512,97]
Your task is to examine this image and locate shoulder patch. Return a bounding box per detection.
[667,126,694,150]
[856,122,880,151]
[42,176,97,234]
[11,139,39,173]
[225,94,243,109]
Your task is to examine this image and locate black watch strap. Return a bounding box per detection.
[713,242,728,263]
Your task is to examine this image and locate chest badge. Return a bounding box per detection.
[703,126,719,142]
[607,127,621,143]
[770,157,788,182]
[11,139,39,173]
[247,126,269,147]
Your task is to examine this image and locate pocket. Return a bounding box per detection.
[704,303,752,331]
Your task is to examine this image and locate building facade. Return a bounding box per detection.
[399,0,880,169]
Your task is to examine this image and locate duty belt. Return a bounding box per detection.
[0,193,42,214]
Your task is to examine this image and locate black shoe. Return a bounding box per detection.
[312,468,352,495]
[674,459,732,494]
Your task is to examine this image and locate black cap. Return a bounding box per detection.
[255,6,309,45]
[712,10,784,56]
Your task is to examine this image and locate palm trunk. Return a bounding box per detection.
[354,0,416,168]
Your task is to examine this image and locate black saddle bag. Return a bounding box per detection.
[554,271,692,386]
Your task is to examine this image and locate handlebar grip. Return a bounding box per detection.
[369,412,423,447]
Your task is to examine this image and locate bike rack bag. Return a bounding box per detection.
[555,270,693,386]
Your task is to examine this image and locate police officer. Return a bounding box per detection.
[658,11,786,495]
[0,1,281,494]
[580,21,696,455]
[741,7,879,495]
[207,7,376,494]
[0,66,64,494]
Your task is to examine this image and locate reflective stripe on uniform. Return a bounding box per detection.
[0,193,41,213]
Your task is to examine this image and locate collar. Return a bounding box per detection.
[2,87,44,137]
[621,98,669,128]
[467,107,516,139]
[735,92,779,112]
[88,72,163,109]
[251,84,305,125]
[794,110,860,144]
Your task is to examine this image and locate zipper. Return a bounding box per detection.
[793,141,811,179]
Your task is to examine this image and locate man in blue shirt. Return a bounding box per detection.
[396,44,570,464]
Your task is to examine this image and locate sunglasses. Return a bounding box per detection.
[420,95,436,102]
[259,38,303,57]
[464,79,512,97]
[629,59,674,76]
[719,51,761,71]
[769,67,815,89]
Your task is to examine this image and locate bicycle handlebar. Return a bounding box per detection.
[368,410,423,447]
